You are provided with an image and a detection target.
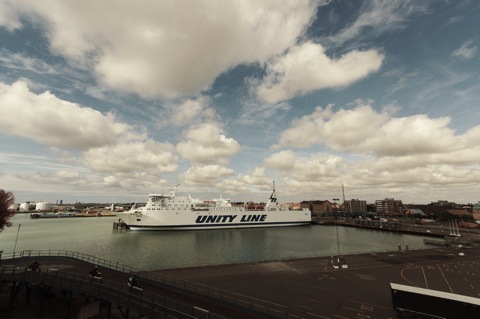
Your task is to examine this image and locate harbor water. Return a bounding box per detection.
[1,214,430,270]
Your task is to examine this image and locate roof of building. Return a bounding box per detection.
[447,209,473,216]
[406,208,426,216]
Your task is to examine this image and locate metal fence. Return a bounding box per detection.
[1,250,327,319]
[1,250,141,274]
[0,264,219,319]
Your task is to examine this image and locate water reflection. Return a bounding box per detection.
[2,214,429,270]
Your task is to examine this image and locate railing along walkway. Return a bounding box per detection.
[1,250,324,319]
[0,265,219,319]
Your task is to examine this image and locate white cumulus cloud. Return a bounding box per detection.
[83,140,178,174]
[263,150,297,170]
[176,123,240,164]
[0,81,144,150]
[277,103,467,156]
[265,151,345,181]
[168,96,216,127]
[256,42,384,104]
[8,0,319,99]
[184,165,234,185]
[0,1,21,31]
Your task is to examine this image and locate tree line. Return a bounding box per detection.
[0,189,15,232]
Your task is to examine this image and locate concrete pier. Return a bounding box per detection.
[112,220,129,230]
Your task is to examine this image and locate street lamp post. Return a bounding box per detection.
[13,223,21,257]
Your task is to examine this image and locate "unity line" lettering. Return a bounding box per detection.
[195,214,267,223]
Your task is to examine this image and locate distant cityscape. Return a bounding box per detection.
[11,197,480,225]
[301,198,480,224]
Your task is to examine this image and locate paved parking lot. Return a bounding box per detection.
[159,246,480,318]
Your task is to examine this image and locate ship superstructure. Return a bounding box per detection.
[123,183,311,231]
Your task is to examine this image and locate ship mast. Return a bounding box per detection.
[270,180,277,202]
[169,183,180,197]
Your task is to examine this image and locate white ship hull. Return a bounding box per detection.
[122,184,311,231]
[124,209,311,231]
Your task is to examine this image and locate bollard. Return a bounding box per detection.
[405,244,409,251]
[398,244,401,251]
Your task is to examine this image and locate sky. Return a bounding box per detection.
[0,0,479,205]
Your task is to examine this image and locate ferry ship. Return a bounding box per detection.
[122,183,311,231]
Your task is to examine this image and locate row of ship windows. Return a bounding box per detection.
[152,200,190,206]
[146,207,234,210]
[151,205,188,207]
[146,205,187,209]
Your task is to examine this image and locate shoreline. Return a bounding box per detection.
[152,244,436,272]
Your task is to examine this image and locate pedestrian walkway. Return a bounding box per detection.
[0,251,275,318]
[2,246,480,318]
